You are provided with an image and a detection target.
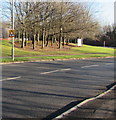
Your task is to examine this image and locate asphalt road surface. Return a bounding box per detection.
[2,57,114,119]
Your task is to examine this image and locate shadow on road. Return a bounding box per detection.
[43,100,84,120]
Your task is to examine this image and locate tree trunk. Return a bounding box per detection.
[62,37,65,46]
[42,29,45,49]
[24,32,27,46]
[54,35,59,46]
[59,35,62,49]
[104,41,106,47]
[45,36,49,47]
[18,31,20,42]
[37,33,39,44]
[33,34,36,49]
[66,38,69,45]
[51,36,53,46]
[21,31,25,48]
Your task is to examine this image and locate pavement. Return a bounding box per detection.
[2,57,115,119]
[54,85,116,120]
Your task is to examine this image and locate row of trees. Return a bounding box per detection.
[3,0,100,49]
[83,24,116,47]
[96,24,116,47]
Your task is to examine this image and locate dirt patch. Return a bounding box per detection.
[14,41,74,52]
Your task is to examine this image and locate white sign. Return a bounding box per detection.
[78,38,82,47]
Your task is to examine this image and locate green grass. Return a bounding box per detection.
[2,54,113,63]
[1,40,114,62]
[1,40,45,57]
[72,44,114,54]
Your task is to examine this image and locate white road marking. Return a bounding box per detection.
[36,67,50,69]
[0,76,21,82]
[40,68,71,75]
[81,65,99,68]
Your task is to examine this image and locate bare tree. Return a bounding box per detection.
[98,24,116,47]
[3,0,101,49]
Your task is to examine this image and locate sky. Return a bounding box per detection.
[71,0,115,26]
[87,0,115,26]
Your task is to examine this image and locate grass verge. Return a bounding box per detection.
[1,40,114,63]
[2,54,114,63]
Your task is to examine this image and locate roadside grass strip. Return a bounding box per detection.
[2,54,114,63]
[2,40,114,63]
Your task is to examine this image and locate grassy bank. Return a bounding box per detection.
[1,40,114,62]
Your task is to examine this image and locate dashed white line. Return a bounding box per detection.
[36,67,50,69]
[81,65,99,68]
[40,68,71,75]
[0,76,21,82]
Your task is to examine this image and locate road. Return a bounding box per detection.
[2,57,114,119]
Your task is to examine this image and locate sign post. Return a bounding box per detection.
[12,0,14,60]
